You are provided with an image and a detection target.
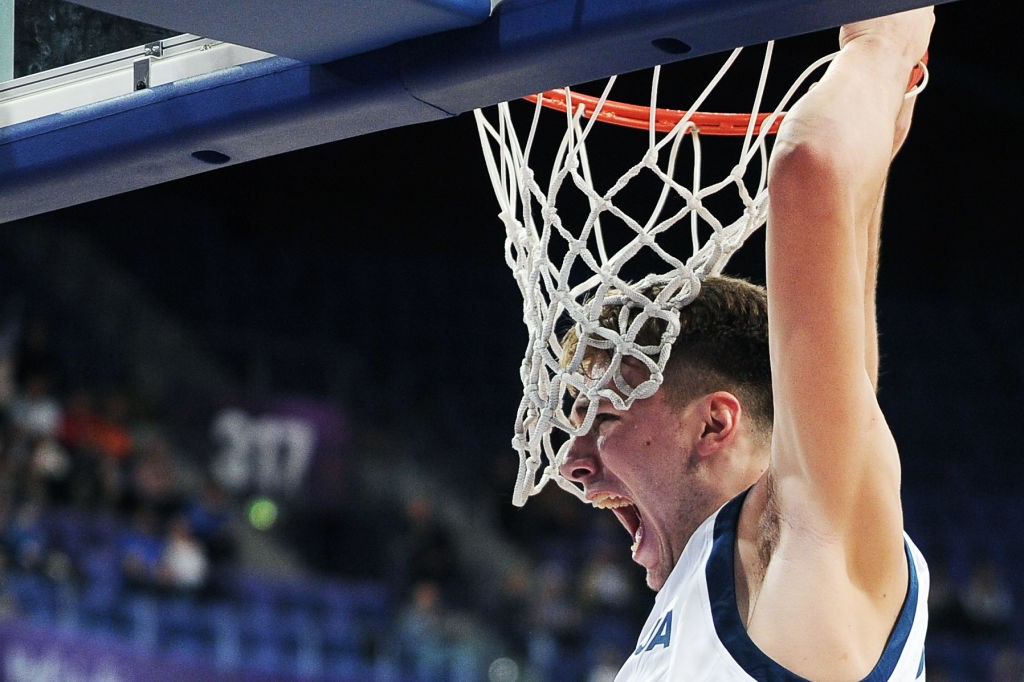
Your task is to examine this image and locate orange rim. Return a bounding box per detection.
[525,91,781,135]
[526,52,928,136]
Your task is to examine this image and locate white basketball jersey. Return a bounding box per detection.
[615,490,930,681]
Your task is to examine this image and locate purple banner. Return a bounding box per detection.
[0,619,290,682]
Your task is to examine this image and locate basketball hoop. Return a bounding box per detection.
[524,55,927,135]
[524,91,784,136]
[475,44,928,507]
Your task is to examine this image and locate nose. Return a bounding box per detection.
[559,430,598,483]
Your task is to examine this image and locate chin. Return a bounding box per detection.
[645,567,668,592]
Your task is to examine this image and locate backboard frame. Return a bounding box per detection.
[0,0,950,223]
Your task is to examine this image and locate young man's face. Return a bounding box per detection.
[562,356,711,591]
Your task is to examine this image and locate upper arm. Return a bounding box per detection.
[763,50,909,576]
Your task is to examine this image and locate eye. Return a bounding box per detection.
[593,413,618,433]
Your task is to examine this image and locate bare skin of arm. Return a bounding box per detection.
[866,96,919,391]
[735,9,934,679]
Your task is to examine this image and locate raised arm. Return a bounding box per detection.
[764,2,933,613]
[866,83,920,391]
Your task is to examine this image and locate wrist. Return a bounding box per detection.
[840,38,920,93]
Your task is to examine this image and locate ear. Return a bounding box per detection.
[695,391,742,456]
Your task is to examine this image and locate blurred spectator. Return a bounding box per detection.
[0,349,14,414]
[0,495,76,591]
[991,646,1024,682]
[3,499,48,571]
[59,388,103,452]
[392,496,460,601]
[396,580,448,680]
[443,610,504,682]
[393,581,499,681]
[184,477,236,563]
[579,538,636,615]
[0,439,15,503]
[61,388,133,460]
[927,552,967,634]
[119,508,165,591]
[528,560,584,679]
[0,301,17,411]
[524,486,593,566]
[93,390,134,461]
[587,645,624,682]
[57,389,121,508]
[962,557,1015,639]
[8,374,61,440]
[0,497,10,564]
[156,515,209,595]
[126,435,181,521]
[488,566,533,660]
[27,436,73,504]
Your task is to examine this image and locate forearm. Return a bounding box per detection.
[864,186,884,392]
[764,10,933,475]
[768,21,927,392]
[772,38,915,216]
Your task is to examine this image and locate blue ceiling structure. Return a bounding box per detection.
[0,0,949,224]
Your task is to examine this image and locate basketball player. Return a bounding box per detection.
[558,8,934,679]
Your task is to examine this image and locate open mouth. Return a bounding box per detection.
[591,493,644,557]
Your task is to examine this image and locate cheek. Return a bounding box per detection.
[601,427,660,462]
[600,412,680,463]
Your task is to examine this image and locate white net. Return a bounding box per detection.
[474,44,838,507]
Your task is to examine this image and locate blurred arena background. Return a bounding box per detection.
[0,0,1021,680]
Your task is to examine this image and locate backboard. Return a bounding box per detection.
[0,0,948,224]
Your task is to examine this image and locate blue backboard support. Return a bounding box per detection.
[70,0,493,65]
[0,0,948,223]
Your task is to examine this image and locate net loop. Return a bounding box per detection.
[474,43,928,507]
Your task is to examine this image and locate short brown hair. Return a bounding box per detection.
[562,275,772,436]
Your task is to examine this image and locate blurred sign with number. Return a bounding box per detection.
[209,395,347,504]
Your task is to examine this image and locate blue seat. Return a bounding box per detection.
[243,638,288,676]
[322,652,376,682]
[321,615,365,657]
[158,595,217,658]
[7,571,56,622]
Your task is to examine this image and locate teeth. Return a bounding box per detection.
[591,493,633,509]
[631,524,643,556]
